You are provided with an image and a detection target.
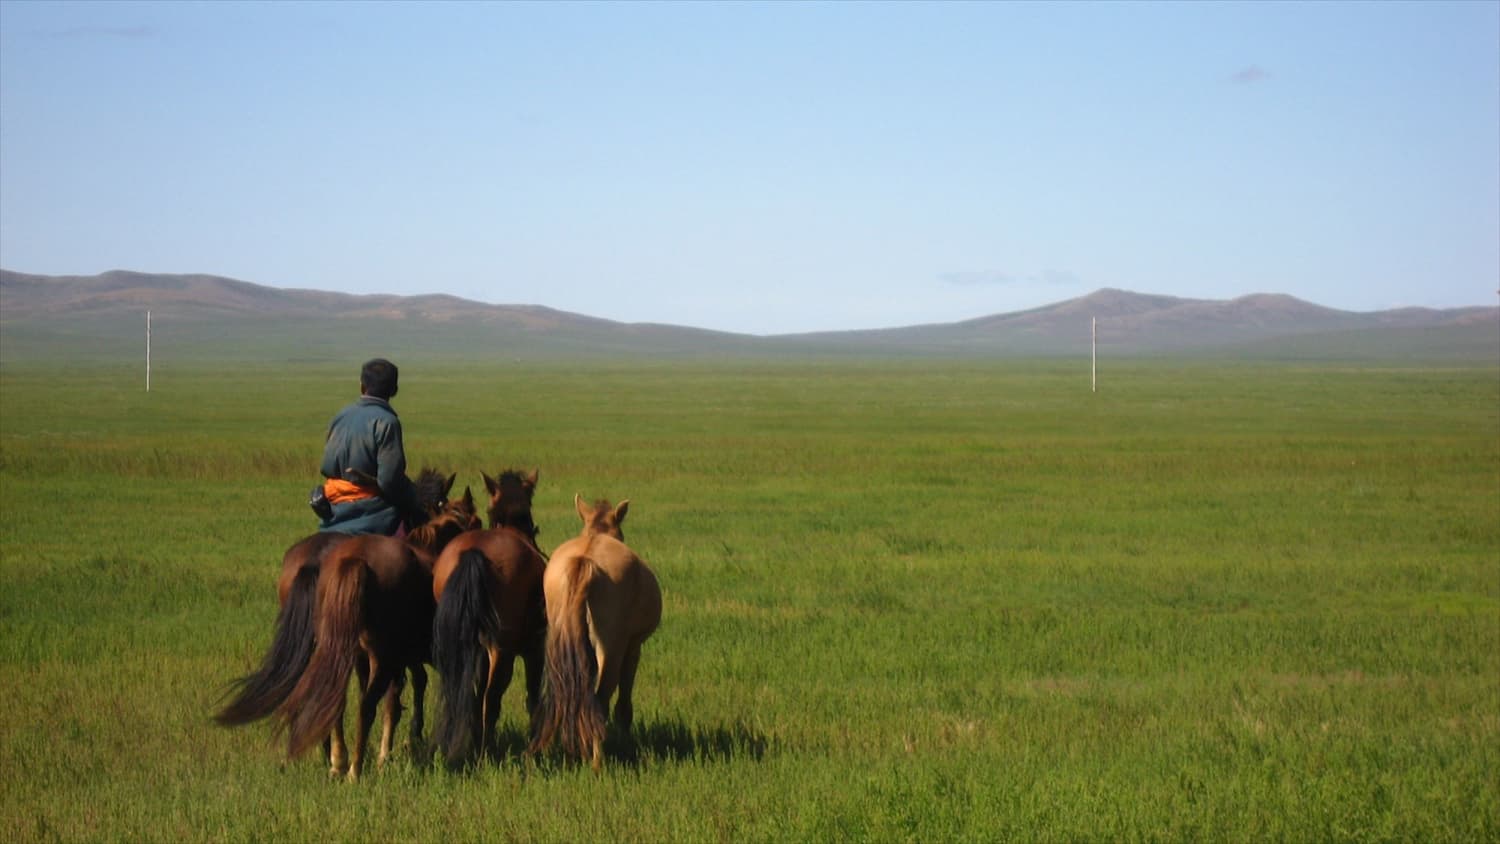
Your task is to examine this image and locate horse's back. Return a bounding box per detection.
[330,535,415,586]
[475,529,545,580]
[551,535,660,641]
[434,528,543,595]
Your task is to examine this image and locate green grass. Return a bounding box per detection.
[1,358,1497,841]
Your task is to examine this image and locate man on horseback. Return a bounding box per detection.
[310,358,420,536]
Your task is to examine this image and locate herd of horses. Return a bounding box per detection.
[214,468,662,781]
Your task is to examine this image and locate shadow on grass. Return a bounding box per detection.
[407,725,533,773]
[417,717,771,777]
[610,716,770,767]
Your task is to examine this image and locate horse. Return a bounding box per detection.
[528,494,661,771]
[215,469,479,777]
[214,471,471,733]
[429,468,548,766]
[274,531,433,781]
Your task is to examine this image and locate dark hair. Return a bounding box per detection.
[360,358,399,399]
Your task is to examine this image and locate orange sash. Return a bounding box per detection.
[323,477,379,504]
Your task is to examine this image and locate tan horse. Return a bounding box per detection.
[429,469,548,766]
[528,495,661,771]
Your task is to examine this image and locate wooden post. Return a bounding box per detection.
[1091,317,1096,393]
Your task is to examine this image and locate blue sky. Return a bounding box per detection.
[2,0,1496,334]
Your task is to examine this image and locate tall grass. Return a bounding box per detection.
[1,359,1496,841]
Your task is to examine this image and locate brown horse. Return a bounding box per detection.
[216,472,465,729]
[429,469,548,766]
[274,533,430,781]
[216,470,479,777]
[528,495,661,771]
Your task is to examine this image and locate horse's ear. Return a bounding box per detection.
[614,499,630,525]
[574,493,588,522]
[483,472,499,497]
[462,486,474,506]
[444,473,457,496]
[525,468,539,489]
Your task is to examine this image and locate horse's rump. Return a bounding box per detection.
[276,532,348,603]
[280,552,367,758]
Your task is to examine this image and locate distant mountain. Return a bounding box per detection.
[1,269,1495,361]
[0,268,655,331]
[783,287,1496,357]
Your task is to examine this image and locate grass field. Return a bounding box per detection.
[1,357,1496,841]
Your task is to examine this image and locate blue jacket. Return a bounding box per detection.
[318,396,416,535]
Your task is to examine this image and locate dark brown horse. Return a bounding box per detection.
[216,470,479,776]
[275,532,432,781]
[528,495,660,771]
[429,468,548,766]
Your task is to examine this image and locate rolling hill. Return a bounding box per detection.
[784,288,1497,357]
[1,269,1495,362]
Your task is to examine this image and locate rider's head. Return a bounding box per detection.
[359,358,399,400]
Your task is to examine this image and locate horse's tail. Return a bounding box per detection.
[431,549,501,764]
[528,554,604,760]
[214,564,320,726]
[279,553,367,759]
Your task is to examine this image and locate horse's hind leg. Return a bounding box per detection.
[613,639,645,736]
[327,702,349,778]
[590,648,623,773]
[328,653,370,778]
[378,671,407,769]
[523,586,546,715]
[481,645,514,757]
[407,664,428,752]
[522,634,544,716]
[594,647,623,724]
[349,660,396,782]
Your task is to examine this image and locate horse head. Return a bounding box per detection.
[483,468,540,543]
[448,486,481,531]
[574,493,629,541]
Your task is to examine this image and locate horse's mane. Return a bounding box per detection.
[408,503,474,551]
[411,467,451,524]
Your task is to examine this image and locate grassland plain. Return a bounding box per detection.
[0,358,1496,842]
